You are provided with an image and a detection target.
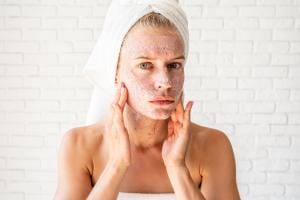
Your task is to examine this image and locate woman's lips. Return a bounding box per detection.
[149,100,174,106]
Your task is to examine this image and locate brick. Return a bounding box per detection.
[272,54,300,65]
[239,102,275,113]
[185,90,217,101]
[234,54,270,65]
[0,147,56,158]
[6,17,41,28]
[276,102,300,112]
[25,100,60,112]
[7,181,41,192]
[200,54,233,65]
[5,65,39,76]
[4,41,39,53]
[40,88,75,99]
[42,17,77,29]
[290,160,300,172]
[0,135,8,145]
[7,159,40,170]
[0,101,24,111]
[58,30,93,41]
[24,77,59,88]
[25,123,59,134]
[218,67,251,77]
[257,0,293,5]
[220,0,255,5]
[268,172,300,184]
[59,76,91,88]
[291,90,300,100]
[58,6,92,16]
[0,6,21,16]
[0,170,24,180]
[0,193,23,200]
[73,41,95,52]
[5,112,42,122]
[254,42,289,53]
[290,42,300,53]
[289,113,300,124]
[44,135,60,147]
[236,30,272,41]
[252,67,288,77]
[0,30,21,41]
[0,122,24,134]
[39,66,73,76]
[0,53,23,64]
[249,184,284,195]
[271,125,300,135]
[219,90,254,101]
[237,171,266,183]
[256,136,291,147]
[274,79,300,89]
[189,19,222,29]
[190,41,217,53]
[256,89,289,101]
[238,78,272,89]
[216,113,252,124]
[25,171,56,181]
[203,101,238,113]
[255,159,290,172]
[236,159,252,171]
[58,53,89,64]
[225,18,259,29]
[78,17,104,29]
[230,135,255,148]
[273,31,300,41]
[22,6,57,17]
[92,6,109,17]
[24,53,58,65]
[203,6,238,17]
[183,77,201,89]
[183,0,219,5]
[185,66,216,76]
[40,41,73,52]
[0,77,23,88]
[269,148,300,159]
[201,30,235,40]
[202,78,236,89]
[23,30,57,41]
[239,6,275,17]
[286,185,300,196]
[219,41,253,53]
[253,114,287,124]
[3,89,40,100]
[260,19,294,29]
[276,6,300,17]
[41,112,76,122]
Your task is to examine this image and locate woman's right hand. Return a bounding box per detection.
[106,82,131,169]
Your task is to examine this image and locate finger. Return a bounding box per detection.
[176,94,184,122]
[183,101,193,129]
[112,103,127,133]
[118,82,128,111]
[171,110,177,122]
[113,83,122,105]
[167,119,174,137]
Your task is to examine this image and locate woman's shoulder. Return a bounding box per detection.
[59,122,105,162]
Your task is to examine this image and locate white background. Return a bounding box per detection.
[0,0,300,199]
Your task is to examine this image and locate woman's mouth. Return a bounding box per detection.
[149,100,174,106]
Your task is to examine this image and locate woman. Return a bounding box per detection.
[54,0,241,199]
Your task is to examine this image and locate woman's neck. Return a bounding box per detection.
[123,104,169,151]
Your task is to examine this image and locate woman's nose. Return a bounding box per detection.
[154,70,172,90]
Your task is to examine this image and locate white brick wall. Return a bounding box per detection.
[0,0,299,199]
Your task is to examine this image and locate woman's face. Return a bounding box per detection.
[117,24,185,120]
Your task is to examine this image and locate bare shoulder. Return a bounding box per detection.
[189,122,236,173]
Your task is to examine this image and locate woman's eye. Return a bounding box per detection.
[167,63,182,69]
[138,63,151,70]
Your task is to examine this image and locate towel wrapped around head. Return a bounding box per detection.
[82,0,189,125]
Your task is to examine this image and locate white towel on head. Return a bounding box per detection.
[82,0,189,125]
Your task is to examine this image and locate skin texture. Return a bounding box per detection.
[54,23,241,200]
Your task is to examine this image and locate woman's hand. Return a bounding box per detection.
[162,94,193,168]
[105,82,131,168]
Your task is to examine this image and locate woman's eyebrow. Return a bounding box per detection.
[134,55,185,60]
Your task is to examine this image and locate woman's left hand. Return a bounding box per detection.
[162,94,194,168]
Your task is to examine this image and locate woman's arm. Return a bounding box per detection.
[166,165,206,200]
[86,162,129,200]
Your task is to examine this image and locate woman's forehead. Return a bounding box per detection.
[121,26,184,58]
